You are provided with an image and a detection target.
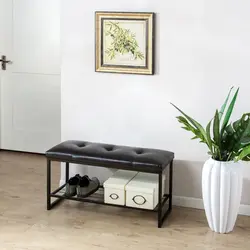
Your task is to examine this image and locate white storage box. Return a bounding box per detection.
[103,170,138,206]
[125,173,165,210]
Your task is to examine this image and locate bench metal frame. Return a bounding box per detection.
[46,158,173,228]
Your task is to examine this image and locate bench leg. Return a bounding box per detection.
[158,160,174,228]
[169,160,173,211]
[66,162,69,182]
[47,160,68,210]
[47,159,51,210]
[158,172,162,228]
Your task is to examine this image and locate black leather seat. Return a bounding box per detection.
[46,140,174,173]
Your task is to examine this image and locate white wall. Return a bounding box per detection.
[61,0,250,204]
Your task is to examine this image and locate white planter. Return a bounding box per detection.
[202,158,243,233]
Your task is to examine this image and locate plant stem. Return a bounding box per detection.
[227,152,233,161]
[218,149,222,161]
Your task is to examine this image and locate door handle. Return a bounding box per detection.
[0,55,12,70]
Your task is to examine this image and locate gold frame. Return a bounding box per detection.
[95,12,155,75]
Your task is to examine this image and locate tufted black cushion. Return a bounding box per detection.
[46,140,174,172]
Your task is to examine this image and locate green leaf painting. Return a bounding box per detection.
[105,21,144,61]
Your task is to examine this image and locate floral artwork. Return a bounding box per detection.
[95,12,155,75]
[104,21,144,61]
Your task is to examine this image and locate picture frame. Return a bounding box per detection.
[95,12,155,75]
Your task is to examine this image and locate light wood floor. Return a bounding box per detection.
[1,151,250,250]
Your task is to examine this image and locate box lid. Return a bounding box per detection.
[103,170,138,190]
[125,173,158,194]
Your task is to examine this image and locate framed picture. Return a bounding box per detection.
[95,12,155,75]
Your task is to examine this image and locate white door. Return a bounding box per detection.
[0,0,61,153]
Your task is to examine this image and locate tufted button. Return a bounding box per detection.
[78,143,85,148]
[135,149,143,155]
[104,147,113,152]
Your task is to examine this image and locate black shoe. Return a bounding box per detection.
[78,175,91,187]
[77,176,100,198]
[65,174,81,197]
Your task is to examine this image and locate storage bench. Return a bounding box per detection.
[46,140,174,228]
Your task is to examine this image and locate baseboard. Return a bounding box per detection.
[238,204,250,216]
[173,196,204,210]
[59,179,65,187]
[0,148,45,156]
[173,196,250,216]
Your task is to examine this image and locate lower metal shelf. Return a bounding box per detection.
[50,184,170,212]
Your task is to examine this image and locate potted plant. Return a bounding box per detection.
[171,87,250,233]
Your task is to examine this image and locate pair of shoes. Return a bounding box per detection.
[65,174,100,198]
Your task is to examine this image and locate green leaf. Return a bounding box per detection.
[191,136,199,140]
[221,88,239,133]
[181,127,191,131]
[177,116,187,123]
[242,136,250,145]
[219,86,234,120]
[171,103,208,145]
[176,116,206,143]
[213,110,221,155]
[235,145,250,161]
[206,120,213,155]
[222,113,250,155]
